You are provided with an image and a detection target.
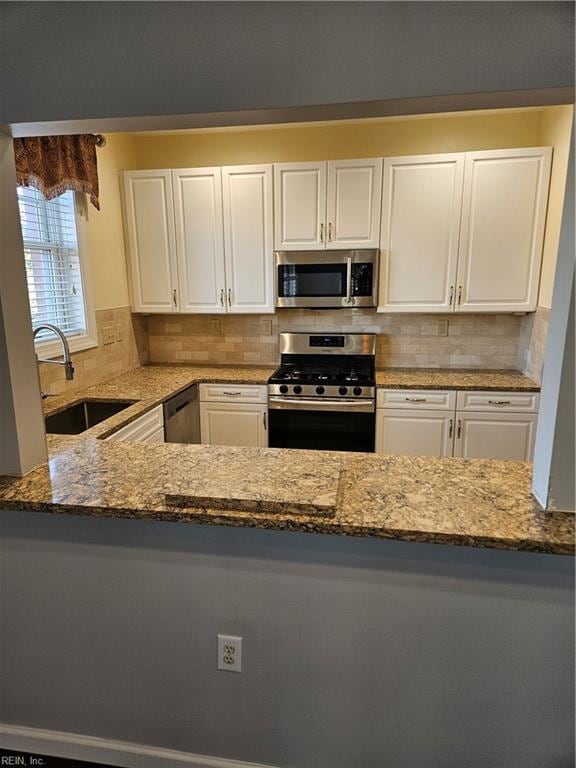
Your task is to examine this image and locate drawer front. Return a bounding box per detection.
[377,389,456,411]
[199,383,268,404]
[456,390,539,413]
[107,405,164,443]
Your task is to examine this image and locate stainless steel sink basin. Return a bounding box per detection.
[45,400,135,435]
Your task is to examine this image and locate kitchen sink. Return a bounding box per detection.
[45,400,135,435]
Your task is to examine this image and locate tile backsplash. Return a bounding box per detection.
[517,306,550,383]
[39,306,149,396]
[146,310,524,370]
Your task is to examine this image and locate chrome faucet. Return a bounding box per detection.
[33,323,75,397]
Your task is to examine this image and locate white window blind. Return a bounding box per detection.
[16,187,88,343]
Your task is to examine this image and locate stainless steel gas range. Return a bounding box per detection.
[267,333,376,453]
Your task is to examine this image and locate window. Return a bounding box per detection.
[16,187,96,356]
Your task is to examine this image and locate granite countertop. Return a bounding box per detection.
[3,363,562,557]
[0,435,572,556]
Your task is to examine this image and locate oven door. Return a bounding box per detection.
[268,397,375,453]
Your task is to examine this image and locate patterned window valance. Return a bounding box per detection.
[14,134,100,210]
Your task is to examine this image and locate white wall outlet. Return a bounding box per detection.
[114,322,122,343]
[217,634,242,673]
[102,325,115,345]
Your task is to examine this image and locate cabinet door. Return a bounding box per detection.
[172,168,227,313]
[326,159,382,249]
[122,171,178,313]
[274,162,327,250]
[222,165,274,313]
[454,412,537,460]
[456,148,552,313]
[376,409,454,457]
[378,154,464,313]
[200,402,268,448]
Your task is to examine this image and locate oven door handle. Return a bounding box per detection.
[268,397,375,413]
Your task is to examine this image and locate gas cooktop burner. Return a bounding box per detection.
[269,364,374,387]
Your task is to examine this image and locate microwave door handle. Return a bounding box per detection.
[345,256,352,305]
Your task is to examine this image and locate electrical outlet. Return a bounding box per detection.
[114,322,122,343]
[102,325,115,345]
[217,634,242,673]
[437,320,449,337]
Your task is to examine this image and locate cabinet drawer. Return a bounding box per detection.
[199,383,268,404]
[106,405,164,443]
[456,390,539,413]
[377,389,456,411]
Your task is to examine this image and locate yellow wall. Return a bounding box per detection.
[537,105,574,309]
[85,133,137,309]
[133,109,544,168]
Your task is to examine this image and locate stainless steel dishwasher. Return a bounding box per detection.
[163,385,201,444]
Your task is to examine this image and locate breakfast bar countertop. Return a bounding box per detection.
[2,363,563,557]
[0,434,572,556]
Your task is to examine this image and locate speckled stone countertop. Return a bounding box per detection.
[375,368,539,391]
[0,436,572,555]
[2,363,560,556]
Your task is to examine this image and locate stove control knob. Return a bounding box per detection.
[316,386,325,395]
[279,384,289,394]
[339,386,348,396]
[353,387,363,396]
[293,385,302,394]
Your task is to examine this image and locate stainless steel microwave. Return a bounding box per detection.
[275,249,379,309]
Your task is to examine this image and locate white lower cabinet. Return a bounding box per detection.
[106,405,165,444]
[453,412,537,460]
[376,409,454,458]
[199,384,268,448]
[376,388,538,460]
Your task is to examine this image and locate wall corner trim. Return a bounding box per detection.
[0,724,280,768]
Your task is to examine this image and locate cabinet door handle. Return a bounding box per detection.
[449,418,453,439]
[405,397,427,403]
[173,288,177,307]
[222,391,242,396]
[263,411,267,430]
[488,400,511,406]
[328,222,333,242]
[320,222,324,243]
[228,288,232,306]
[449,285,454,306]
[458,285,462,305]
[220,289,224,307]
[457,419,462,439]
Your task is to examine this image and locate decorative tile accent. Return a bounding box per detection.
[518,307,550,383]
[38,307,149,397]
[147,310,524,370]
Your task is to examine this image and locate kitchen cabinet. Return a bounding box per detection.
[122,170,178,313]
[274,159,382,250]
[106,405,165,444]
[378,148,551,314]
[222,165,274,313]
[124,165,274,314]
[378,154,464,312]
[376,409,454,457]
[172,167,226,313]
[376,388,539,460]
[456,148,552,313]
[453,412,537,460]
[199,384,268,447]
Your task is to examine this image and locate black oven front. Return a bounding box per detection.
[268,398,376,453]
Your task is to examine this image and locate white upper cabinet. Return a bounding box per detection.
[326,158,382,249]
[222,165,274,313]
[274,162,327,250]
[172,168,226,313]
[274,159,382,250]
[122,170,179,313]
[379,154,464,312]
[456,147,552,313]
